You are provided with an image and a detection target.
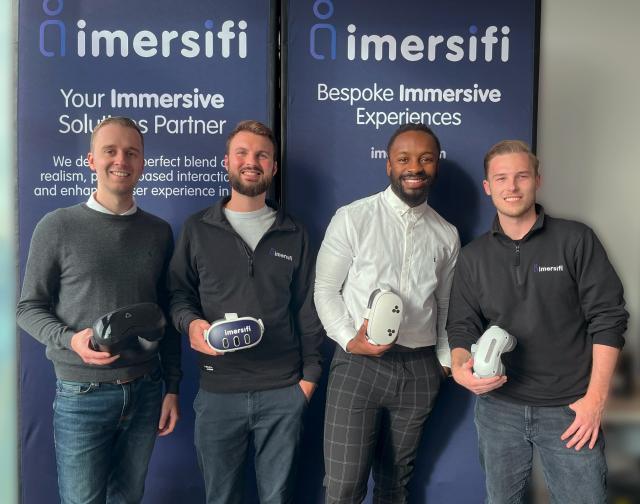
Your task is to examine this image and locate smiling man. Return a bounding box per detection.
[169,120,323,504]
[315,123,459,503]
[17,116,182,504]
[447,140,628,503]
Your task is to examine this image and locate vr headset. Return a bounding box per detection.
[204,313,264,353]
[363,289,403,345]
[91,302,166,356]
[471,325,517,378]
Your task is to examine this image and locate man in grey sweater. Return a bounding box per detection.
[17,116,181,504]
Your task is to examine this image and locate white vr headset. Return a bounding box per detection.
[363,289,403,345]
[204,313,264,353]
[471,325,517,378]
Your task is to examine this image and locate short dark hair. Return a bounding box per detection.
[386,123,441,156]
[226,120,277,159]
[484,140,539,177]
[90,116,144,151]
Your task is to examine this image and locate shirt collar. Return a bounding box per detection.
[383,186,428,218]
[86,192,137,216]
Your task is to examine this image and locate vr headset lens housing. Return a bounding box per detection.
[91,302,167,355]
[471,325,517,378]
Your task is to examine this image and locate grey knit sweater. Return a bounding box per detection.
[17,204,181,392]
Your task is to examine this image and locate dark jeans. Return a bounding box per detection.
[194,383,307,504]
[475,394,607,504]
[53,369,163,504]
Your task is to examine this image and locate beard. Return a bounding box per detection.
[228,169,273,197]
[389,171,435,207]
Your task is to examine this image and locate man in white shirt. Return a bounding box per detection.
[315,123,460,503]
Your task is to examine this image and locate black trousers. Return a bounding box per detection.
[323,346,444,504]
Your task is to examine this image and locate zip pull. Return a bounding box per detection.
[514,242,520,267]
[239,242,254,277]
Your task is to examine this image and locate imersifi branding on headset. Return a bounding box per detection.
[205,313,264,353]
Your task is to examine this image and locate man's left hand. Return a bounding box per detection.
[560,394,605,450]
[158,393,180,437]
[298,379,316,402]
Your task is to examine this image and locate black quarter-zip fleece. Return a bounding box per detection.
[169,198,324,393]
[447,206,627,406]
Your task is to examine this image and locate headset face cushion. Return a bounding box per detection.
[92,302,166,353]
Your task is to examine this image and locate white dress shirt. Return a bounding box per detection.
[315,186,460,367]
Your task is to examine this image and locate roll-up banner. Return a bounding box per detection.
[284,1,539,502]
[17,1,275,502]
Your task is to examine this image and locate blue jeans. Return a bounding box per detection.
[475,394,607,504]
[194,383,307,504]
[53,369,163,504]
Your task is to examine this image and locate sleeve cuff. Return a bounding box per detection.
[180,313,202,335]
[448,337,474,353]
[164,379,180,395]
[61,329,76,350]
[335,326,357,353]
[436,347,451,368]
[592,331,625,349]
[302,363,322,385]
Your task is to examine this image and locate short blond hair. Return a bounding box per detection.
[484,140,539,177]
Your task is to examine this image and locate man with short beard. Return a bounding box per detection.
[315,123,460,503]
[169,120,323,504]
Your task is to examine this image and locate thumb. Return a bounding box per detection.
[463,357,474,369]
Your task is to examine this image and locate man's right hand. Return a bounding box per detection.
[70,328,120,365]
[188,319,222,356]
[346,320,393,357]
[451,349,506,395]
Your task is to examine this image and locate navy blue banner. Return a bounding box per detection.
[283,1,539,502]
[18,1,275,502]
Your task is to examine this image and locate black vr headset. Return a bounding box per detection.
[91,302,166,356]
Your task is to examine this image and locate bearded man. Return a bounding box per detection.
[315,123,460,503]
[169,120,323,504]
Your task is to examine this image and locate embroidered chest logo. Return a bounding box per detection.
[269,248,293,262]
[533,264,564,273]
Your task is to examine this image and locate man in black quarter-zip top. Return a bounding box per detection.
[169,120,323,504]
[447,140,628,504]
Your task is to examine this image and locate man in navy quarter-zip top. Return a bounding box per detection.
[169,120,323,504]
[447,140,628,504]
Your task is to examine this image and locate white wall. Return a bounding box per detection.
[538,0,640,374]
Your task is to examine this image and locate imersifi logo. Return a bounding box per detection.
[533,264,564,273]
[309,0,510,62]
[223,325,253,336]
[39,1,248,58]
[270,248,293,262]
